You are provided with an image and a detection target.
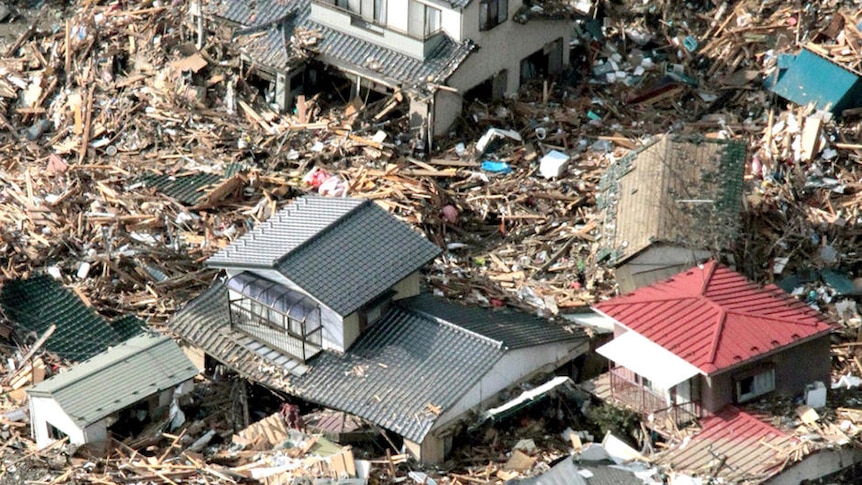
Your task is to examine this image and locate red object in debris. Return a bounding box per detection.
[570,281,582,290]
[303,167,330,188]
[442,204,458,223]
[490,298,505,307]
[594,261,833,374]
[787,15,797,26]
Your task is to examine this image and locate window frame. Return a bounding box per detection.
[479,0,507,31]
[735,367,775,403]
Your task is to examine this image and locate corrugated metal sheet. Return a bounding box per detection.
[662,406,797,482]
[404,293,586,349]
[596,135,745,266]
[593,261,834,374]
[769,48,862,114]
[28,333,198,427]
[0,275,143,362]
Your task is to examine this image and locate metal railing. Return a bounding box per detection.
[609,367,701,428]
[229,302,322,362]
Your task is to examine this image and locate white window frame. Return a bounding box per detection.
[736,368,775,402]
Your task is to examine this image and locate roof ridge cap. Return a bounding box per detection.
[405,305,505,350]
[273,198,369,267]
[699,261,719,295]
[706,301,726,365]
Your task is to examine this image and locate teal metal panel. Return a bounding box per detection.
[770,48,862,113]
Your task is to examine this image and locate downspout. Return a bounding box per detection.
[427,89,435,148]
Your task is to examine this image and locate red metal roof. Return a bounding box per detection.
[663,406,798,482]
[594,261,833,374]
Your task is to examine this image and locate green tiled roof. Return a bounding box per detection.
[28,332,199,427]
[0,275,143,362]
[135,163,245,206]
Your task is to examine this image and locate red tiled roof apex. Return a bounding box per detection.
[594,261,833,374]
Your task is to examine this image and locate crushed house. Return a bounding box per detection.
[596,134,745,293]
[188,0,575,139]
[27,333,199,448]
[587,261,833,430]
[168,195,589,462]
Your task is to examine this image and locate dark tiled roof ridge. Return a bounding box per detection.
[403,304,505,350]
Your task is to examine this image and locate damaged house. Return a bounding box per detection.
[188,0,575,139]
[27,332,198,448]
[596,134,745,293]
[588,261,833,430]
[169,195,588,462]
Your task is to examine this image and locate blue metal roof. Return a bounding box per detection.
[769,47,862,113]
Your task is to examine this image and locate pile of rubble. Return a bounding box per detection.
[5,0,862,482]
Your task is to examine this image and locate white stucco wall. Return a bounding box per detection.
[432,339,589,429]
[30,396,107,448]
[765,448,862,485]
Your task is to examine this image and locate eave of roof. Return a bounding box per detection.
[593,261,834,374]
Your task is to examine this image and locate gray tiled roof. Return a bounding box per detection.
[275,201,441,316]
[27,333,198,427]
[170,286,586,443]
[404,293,586,349]
[204,0,295,27]
[308,20,475,88]
[288,305,504,442]
[0,275,143,362]
[214,0,475,89]
[206,196,366,268]
[209,196,441,317]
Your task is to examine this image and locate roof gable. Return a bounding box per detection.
[597,135,745,265]
[207,196,441,316]
[28,333,199,427]
[593,261,833,374]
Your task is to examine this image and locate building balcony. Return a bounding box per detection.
[310,0,445,61]
[229,302,322,363]
[585,368,701,430]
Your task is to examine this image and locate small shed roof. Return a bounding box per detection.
[28,333,199,427]
[593,261,833,375]
[596,135,745,265]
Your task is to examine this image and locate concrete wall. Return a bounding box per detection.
[449,2,570,96]
[701,335,832,413]
[614,245,712,293]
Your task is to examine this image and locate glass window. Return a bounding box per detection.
[479,0,506,31]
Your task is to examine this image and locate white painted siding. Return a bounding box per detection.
[388,0,409,32]
[433,339,588,428]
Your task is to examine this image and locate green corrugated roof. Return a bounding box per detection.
[0,275,143,362]
[28,333,199,427]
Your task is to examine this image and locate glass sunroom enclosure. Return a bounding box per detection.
[226,273,323,362]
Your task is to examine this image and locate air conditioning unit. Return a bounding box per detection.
[804,381,827,409]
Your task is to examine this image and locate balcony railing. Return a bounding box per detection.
[229,302,322,362]
[610,367,700,428]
